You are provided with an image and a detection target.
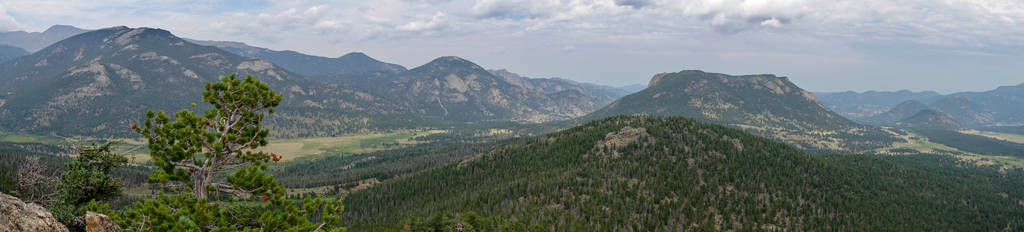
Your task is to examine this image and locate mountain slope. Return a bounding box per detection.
[930,83,1024,127]
[0,26,408,137]
[868,100,934,124]
[0,25,89,52]
[898,109,962,131]
[187,39,406,78]
[377,57,600,122]
[488,69,628,99]
[0,44,28,63]
[585,70,896,152]
[487,69,625,114]
[345,115,1024,231]
[929,96,996,127]
[815,90,942,120]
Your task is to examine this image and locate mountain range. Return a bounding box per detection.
[0,26,635,137]
[0,25,90,52]
[189,36,636,123]
[821,84,1024,128]
[186,39,407,80]
[815,90,942,120]
[373,56,611,122]
[0,26,411,137]
[585,70,897,152]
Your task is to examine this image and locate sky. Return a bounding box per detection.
[1,0,1023,93]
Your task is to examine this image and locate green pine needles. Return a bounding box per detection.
[117,74,345,231]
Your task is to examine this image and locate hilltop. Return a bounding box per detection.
[345,115,1024,231]
[898,109,963,131]
[585,70,898,152]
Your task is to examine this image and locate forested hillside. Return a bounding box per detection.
[585,70,900,152]
[345,116,1024,231]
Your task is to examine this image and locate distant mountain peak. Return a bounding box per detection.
[0,24,90,52]
[113,27,175,39]
[44,25,85,33]
[339,52,369,58]
[426,56,474,66]
[414,56,486,73]
[899,109,962,130]
[99,26,130,32]
[894,100,928,108]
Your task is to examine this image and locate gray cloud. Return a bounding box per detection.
[614,0,652,9]
[2,0,1024,92]
[0,3,23,31]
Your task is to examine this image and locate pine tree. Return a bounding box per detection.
[118,74,346,231]
[51,142,129,230]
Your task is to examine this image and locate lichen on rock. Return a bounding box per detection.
[0,192,69,232]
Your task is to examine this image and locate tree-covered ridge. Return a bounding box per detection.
[345,115,1024,231]
[585,70,899,152]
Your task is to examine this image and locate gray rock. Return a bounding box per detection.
[0,192,68,232]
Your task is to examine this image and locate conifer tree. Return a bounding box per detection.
[120,74,345,231]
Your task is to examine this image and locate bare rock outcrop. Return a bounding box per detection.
[85,212,121,232]
[594,126,652,159]
[0,192,68,232]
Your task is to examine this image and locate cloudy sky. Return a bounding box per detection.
[2,0,1023,93]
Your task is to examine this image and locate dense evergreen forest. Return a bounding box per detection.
[915,129,1024,157]
[344,116,1024,231]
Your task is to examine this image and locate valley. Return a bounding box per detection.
[0,21,1021,231]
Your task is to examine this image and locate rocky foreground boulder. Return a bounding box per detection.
[85,212,122,232]
[0,192,68,232]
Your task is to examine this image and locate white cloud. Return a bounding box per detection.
[0,3,24,31]
[760,17,782,28]
[3,0,1024,92]
[397,11,447,32]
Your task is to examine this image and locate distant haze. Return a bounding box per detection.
[2,0,1023,93]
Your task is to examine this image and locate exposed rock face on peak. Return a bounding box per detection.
[599,126,650,150]
[488,69,633,99]
[0,192,69,232]
[647,72,673,87]
[376,57,612,122]
[489,69,532,88]
[586,70,897,152]
[0,25,90,52]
